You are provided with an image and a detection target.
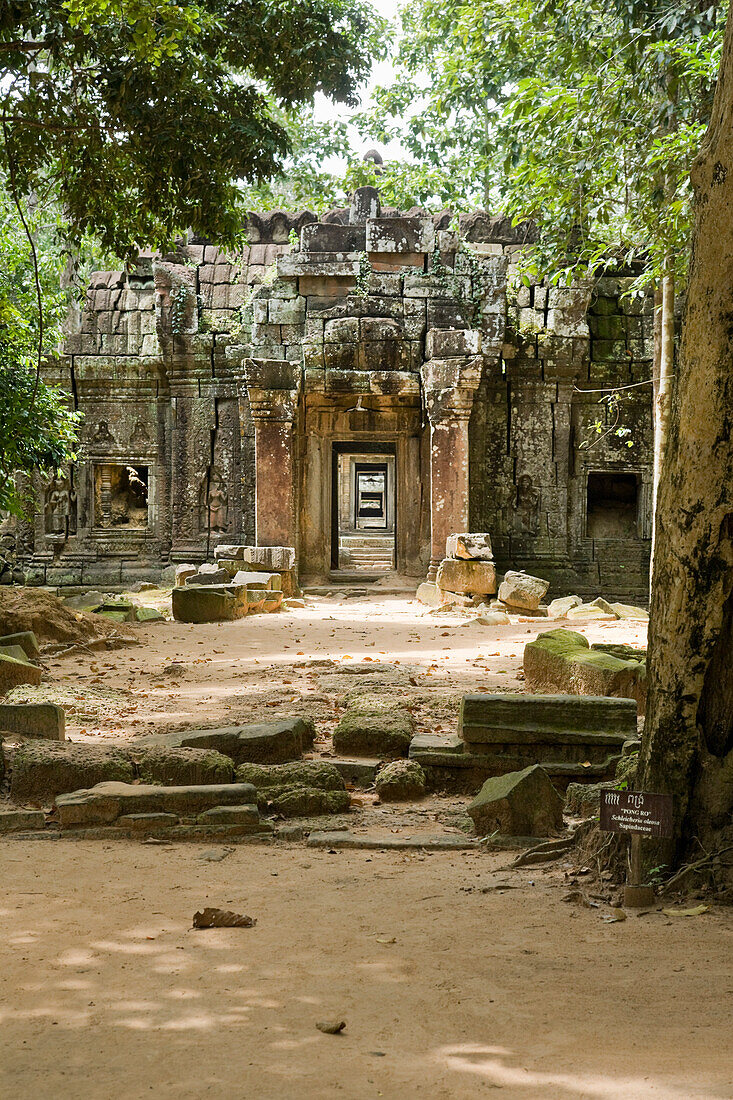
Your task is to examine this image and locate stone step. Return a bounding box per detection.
[55,781,265,828]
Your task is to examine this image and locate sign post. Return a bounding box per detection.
[600,789,674,907]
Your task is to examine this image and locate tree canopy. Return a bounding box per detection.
[0,0,385,253]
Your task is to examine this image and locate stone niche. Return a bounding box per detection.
[93,464,149,529]
[586,471,639,539]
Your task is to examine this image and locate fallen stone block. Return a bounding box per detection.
[547,595,582,618]
[135,607,166,623]
[117,812,179,830]
[0,631,40,660]
[141,717,315,765]
[436,558,497,596]
[96,598,136,622]
[186,567,231,586]
[564,781,616,817]
[135,747,235,786]
[269,788,351,816]
[467,765,564,836]
[0,808,46,832]
[333,710,415,759]
[459,691,637,748]
[0,702,65,741]
[234,761,350,817]
[0,653,42,694]
[565,604,616,621]
[474,612,511,626]
[63,591,105,610]
[231,570,279,590]
[331,759,379,787]
[445,533,494,561]
[172,584,248,623]
[524,629,647,712]
[0,644,33,664]
[214,545,296,571]
[375,759,426,801]
[497,570,549,611]
[235,760,346,794]
[175,564,198,587]
[54,781,262,827]
[588,597,618,615]
[610,602,649,620]
[11,741,134,805]
[198,804,261,826]
[416,581,443,607]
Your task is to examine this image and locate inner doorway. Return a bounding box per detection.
[332,445,396,573]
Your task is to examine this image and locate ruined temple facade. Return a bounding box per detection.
[21,187,654,599]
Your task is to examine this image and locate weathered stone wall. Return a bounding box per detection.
[19,189,653,599]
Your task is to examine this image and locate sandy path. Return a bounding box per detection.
[1,839,732,1100]
[36,594,649,743]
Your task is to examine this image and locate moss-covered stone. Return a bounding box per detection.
[564,780,616,816]
[467,764,564,836]
[524,628,647,713]
[235,760,345,792]
[136,747,234,786]
[234,760,348,816]
[375,759,426,801]
[332,710,415,758]
[615,751,638,785]
[10,741,134,805]
[269,787,351,816]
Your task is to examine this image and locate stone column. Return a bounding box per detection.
[421,356,482,579]
[244,359,301,548]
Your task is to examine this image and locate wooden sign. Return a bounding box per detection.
[600,789,673,839]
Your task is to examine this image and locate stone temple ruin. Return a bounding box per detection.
[17,186,654,599]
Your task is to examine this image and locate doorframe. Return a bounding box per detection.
[330,441,397,571]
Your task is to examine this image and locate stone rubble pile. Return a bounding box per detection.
[416,533,649,622]
[172,545,298,623]
[62,592,165,623]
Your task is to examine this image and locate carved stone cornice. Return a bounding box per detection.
[420,355,483,422]
[243,358,302,421]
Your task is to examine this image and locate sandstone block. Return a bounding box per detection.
[136,747,235,786]
[547,595,582,618]
[333,710,414,759]
[269,787,351,816]
[231,570,279,590]
[445,532,493,561]
[497,570,549,610]
[610,603,649,620]
[375,759,426,801]
[0,703,65,741]
[173,717,315,765]
[117,812,179,830]
[437,559,497,597]
[135,607,166,623]
[198,804,261,826]
[467,765,564,836]
[0,631,40,660]
[0,654,42,695]
[459,690,637,746]
[564,781,616,817]
[186,567,230,586]
[175,566,199,587]
[588,597,618,616]
[55,781,261,827]
[11,742,134,805]
[475,612,511,626]
[172,585,247,623]
[523,629,647,712]
[565,604,617,621]
[416,581,443,607]
[0,808,46,832]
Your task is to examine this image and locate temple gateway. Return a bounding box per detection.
[19,187,653,599]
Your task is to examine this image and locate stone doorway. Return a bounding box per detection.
[331,446,396,573]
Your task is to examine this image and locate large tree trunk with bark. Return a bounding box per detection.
[639,10,733,877]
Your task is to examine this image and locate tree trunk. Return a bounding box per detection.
[650,273,675,588]
[639,10,733,871]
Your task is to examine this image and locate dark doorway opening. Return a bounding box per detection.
[331,443,396,573]
[586,472,639,538]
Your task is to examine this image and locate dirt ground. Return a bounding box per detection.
[2,840,732,1099]
[2,591,732,1098]
[11,591,650,745]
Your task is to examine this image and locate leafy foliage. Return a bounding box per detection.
[0,191,80,513]
[0,0,385,253]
